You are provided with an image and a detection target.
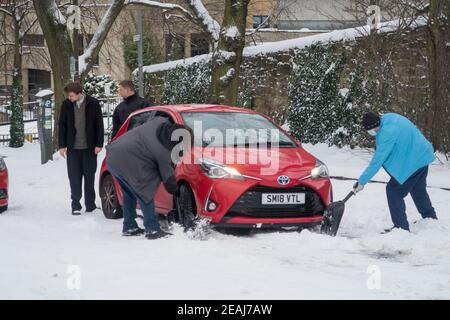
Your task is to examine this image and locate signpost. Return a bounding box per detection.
[135,10,144,97]
[35,89,54,164]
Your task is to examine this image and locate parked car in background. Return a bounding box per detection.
[0,156,8,213]
[99,104,332,232]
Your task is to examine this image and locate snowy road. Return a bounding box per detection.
[0,143,449,299]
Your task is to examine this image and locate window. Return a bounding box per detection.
[154,111,175,124]
[22,34,45,47]
[128,111,155,131]
[252,15,269,29]
[191,33,209,57]
[27,69,51,100]
[127,111,175,131]
[181,112,296,148]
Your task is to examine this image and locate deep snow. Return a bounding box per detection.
[0,143,449,299]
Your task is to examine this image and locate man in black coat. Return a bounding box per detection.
[110,80,150,139]
[58,82,104,215]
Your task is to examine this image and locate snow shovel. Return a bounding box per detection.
[320,191,355,236]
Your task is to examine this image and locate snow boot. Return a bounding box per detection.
[72,210,81,216]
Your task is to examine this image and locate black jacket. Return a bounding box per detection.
[111,94,151,138]
[58,95,104,149]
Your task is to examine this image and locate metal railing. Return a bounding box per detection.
[0,133,39,146]
[0,101,40,124]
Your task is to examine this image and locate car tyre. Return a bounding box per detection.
[176,184,197,231]
[0,205,7,214]
[100,174,123,219]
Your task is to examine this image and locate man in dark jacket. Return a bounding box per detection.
[106,116,189,240]
[110,80,150,139]
[58,82,104,215]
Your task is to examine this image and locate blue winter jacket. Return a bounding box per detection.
[358,113,435,185]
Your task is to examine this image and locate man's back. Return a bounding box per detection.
[378,113,435,183]
[106,116,172,203]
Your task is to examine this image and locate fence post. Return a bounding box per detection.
[36,89,54,164]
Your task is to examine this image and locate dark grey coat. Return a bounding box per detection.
[106,116,176,204]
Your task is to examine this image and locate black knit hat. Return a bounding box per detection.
[362,112,381,130]
[157,121,189,151]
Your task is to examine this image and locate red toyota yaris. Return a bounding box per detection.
[0,156,8,213]
[100,105,332,231]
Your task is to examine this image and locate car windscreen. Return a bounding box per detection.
[181,112,297,148]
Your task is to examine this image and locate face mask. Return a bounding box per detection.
[368,129,377,137]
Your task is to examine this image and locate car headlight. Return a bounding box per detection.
[0,158,6,171]
[311,159,329,179]
[198,158,244,180]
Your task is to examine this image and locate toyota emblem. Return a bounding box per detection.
[277,175,290,185]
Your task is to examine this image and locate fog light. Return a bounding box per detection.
[207,201,217,211]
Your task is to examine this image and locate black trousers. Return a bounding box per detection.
[66,148,98,211]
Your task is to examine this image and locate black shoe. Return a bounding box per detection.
[72,210,81,216]
[145,230,172,240]
[122,227,145,236]
[86,206,99,213]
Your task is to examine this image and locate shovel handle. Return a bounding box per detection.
[342,191,355,203]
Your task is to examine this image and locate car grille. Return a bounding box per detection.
[226,185,325,219]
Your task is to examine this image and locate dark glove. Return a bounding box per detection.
[353,182,365,194]
[163,176,178,196]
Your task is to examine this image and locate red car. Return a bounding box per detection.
[99,104,332,231]
[0,156,8,213]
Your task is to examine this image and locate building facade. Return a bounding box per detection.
[0,0,361,103]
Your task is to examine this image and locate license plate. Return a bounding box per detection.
[261,193,305,205]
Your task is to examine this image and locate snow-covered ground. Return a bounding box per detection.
[0,143,449,299]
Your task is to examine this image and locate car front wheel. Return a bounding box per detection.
[176,184,197,230]
[100,174,123,219]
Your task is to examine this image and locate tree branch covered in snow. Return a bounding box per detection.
[187,0,220,44]
[79,0,126,76]
[126,0,195,19]
[46,0,67,25]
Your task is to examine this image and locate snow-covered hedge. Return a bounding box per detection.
[161,62,211,105]
[83,74,119,99]
[287,43,390,148]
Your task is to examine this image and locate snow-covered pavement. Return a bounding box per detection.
[0,143,449,299]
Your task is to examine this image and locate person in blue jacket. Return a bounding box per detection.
[353,112,438,233]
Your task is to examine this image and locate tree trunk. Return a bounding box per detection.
[33,0,74,150]
[427,0,450,154]
[9,19,24,148]
[210,0,249,105]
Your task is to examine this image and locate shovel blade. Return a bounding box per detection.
[320,201,346,236]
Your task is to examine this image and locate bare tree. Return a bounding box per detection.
[426,0,450,154]
[0,0,37,147]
